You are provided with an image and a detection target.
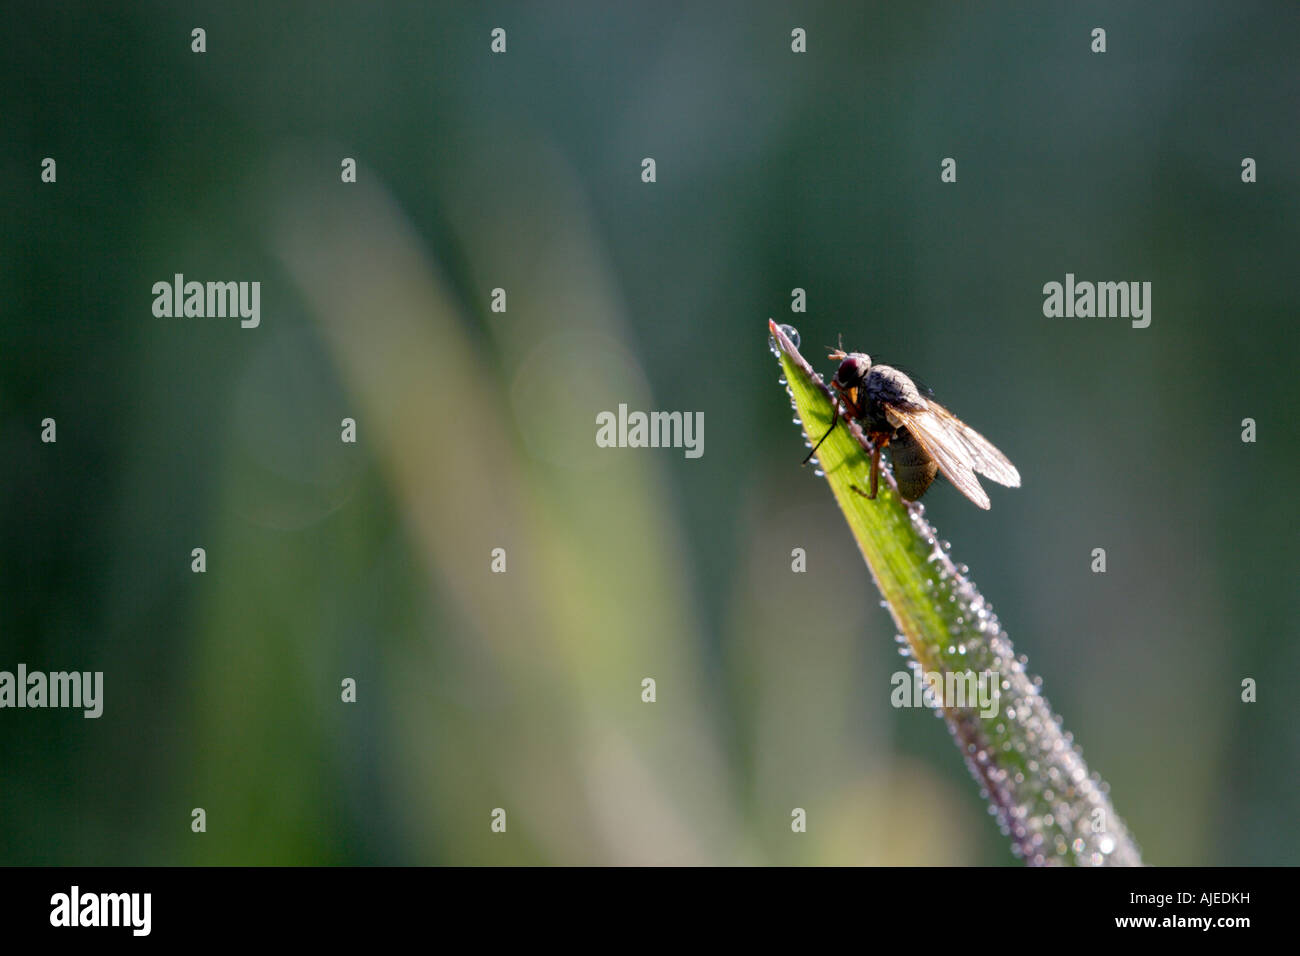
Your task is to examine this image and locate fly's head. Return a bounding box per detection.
[828,349,872,416]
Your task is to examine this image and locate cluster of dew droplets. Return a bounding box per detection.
[769,324,830,476]
[906,498,1140,866]
[772,324,1139,865]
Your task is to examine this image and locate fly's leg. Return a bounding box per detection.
[802,396,843,465]
[869,441,880,498]
[850,432,891,499]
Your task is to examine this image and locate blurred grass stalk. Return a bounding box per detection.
[768,320,1141,866]
[215,148,741,864]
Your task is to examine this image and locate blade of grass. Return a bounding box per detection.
[768,319,1141,866]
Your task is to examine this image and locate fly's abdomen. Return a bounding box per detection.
[889,427,938,501]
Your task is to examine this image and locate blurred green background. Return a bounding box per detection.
[2,2,1297,865]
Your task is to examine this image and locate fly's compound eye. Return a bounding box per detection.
[835,358,860,387]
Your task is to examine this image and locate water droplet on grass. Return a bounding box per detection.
[768,323,801,355]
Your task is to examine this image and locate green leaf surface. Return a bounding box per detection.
[768,319,1141,866]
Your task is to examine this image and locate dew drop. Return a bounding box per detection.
[768,323,801,355]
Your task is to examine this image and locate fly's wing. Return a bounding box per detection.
[885,405,992,509]
[927,401,1021,489]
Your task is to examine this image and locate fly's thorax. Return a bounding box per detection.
[864,365,927,413]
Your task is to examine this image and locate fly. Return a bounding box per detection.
[804,348,1020,510]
